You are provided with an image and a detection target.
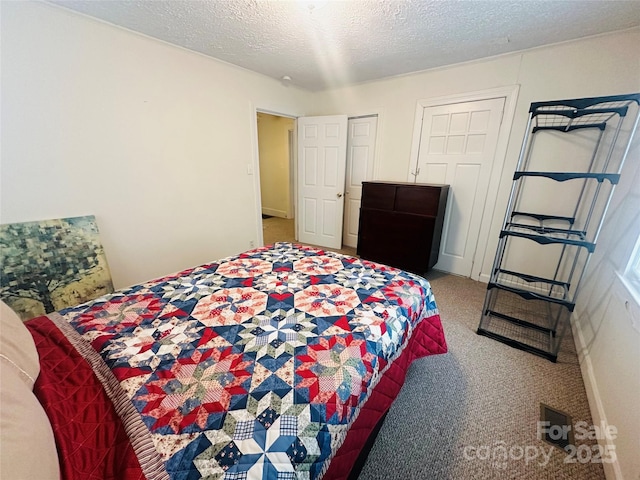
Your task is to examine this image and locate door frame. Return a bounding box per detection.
[288,129,295,220]
[251,105,383,250]
[407,86,520,282]
[251,104,302,248]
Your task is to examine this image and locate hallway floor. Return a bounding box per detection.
[262,216,356,256]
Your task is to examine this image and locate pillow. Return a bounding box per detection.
[0,301,60,480]
[0,363,61,480]
[0,300,40,386]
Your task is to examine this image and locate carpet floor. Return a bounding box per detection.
[357,271,605,480]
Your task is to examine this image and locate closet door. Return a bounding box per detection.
[412,98,504,277]
[342,116,378,248]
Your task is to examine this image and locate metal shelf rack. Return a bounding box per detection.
[478,93,640,362]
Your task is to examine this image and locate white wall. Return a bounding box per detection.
[0,1,312,288]
[572,126,640,480]
[312,29,640,479]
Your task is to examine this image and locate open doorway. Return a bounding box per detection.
[254,111,377,256]
[256,112,296,245]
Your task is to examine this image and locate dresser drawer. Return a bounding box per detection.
[357,210,434,273]
[360,183,396,211]
[395,185,441,215]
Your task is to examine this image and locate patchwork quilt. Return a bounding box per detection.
[27,242,447,480]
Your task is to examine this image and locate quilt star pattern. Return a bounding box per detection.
[53,242,439,480]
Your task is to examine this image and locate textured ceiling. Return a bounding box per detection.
[50,0,640,91]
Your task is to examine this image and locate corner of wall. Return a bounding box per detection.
[570,313,622,480]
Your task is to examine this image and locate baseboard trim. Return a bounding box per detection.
[261,208,288,218]
[477,272,491,284]
[570,314,623,480]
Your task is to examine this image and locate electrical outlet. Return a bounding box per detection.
[249,240,255,248]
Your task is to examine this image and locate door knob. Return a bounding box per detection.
[337,193,343,198]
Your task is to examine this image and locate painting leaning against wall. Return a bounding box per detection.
[0,215,114,320]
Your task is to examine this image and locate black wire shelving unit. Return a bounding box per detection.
[477,93,640,362]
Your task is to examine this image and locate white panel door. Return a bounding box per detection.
[297,115,348,249]
[414,98,504,276]
[342,116,378,248]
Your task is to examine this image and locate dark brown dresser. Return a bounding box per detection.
[356,181,449,274]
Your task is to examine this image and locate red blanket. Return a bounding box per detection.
[27,314,445,480]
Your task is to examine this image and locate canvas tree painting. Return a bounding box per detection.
[0,216,114,320]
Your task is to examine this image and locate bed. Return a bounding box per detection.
[1,242,447,480]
